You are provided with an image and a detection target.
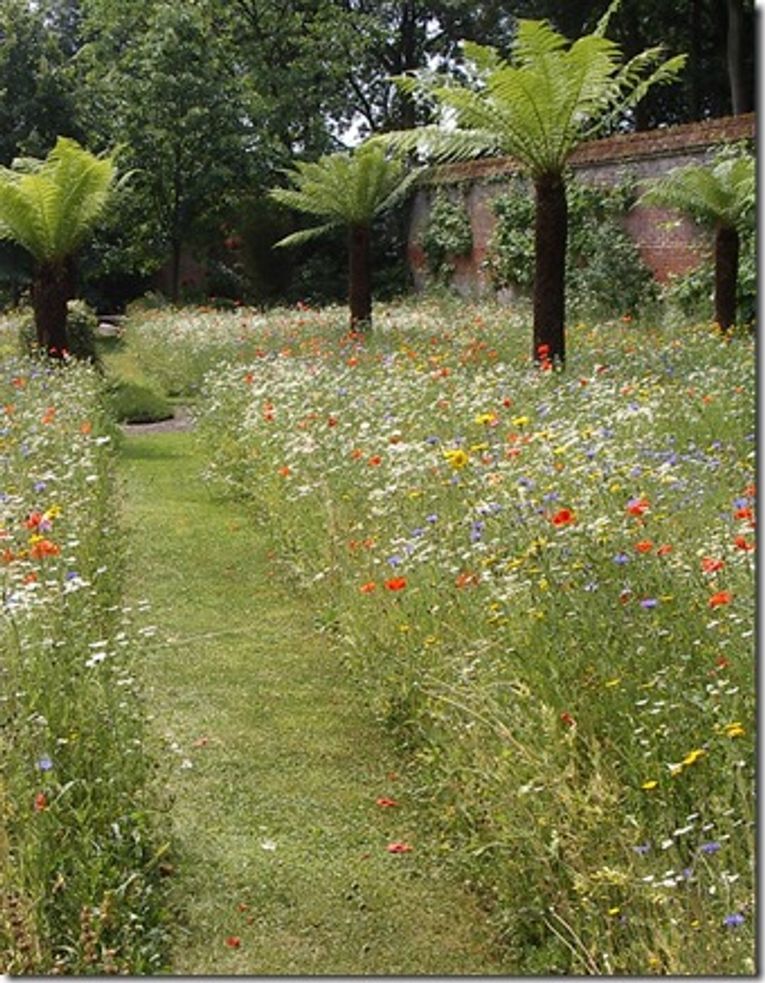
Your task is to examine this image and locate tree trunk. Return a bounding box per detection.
[714,222,739,332]
[348,223,372,330]
[726,0,749,114]
[170,238,182,304]
[32,262,70,357]
[533,173,567,365]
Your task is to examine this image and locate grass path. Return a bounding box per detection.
[119,430,509,975]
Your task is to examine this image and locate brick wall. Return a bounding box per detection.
[408,113,755,296]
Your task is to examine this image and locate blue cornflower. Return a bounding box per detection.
[723,912,745,928]
[613,553,630,565]
[470,521,485,544]
[632,843,651,856]
[700,841,721,854]
[640,598,658,609]
[387,554,403,567]
[37,755,53,771]
[426,514,438,524]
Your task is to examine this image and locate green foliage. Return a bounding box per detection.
[16,299,101,362]
[0,137,116,265]
[663,222,756,327]
[639,146,755,231]
[382,16,686,177]
[271,144,422,246]
[421,191,473,281]
[485,177,657,316]
[106,379,173,423]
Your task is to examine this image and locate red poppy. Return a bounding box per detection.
[386,842,413,854]
[376,797,399,808]
[359,582,376,594]
[656,544,673,556]
[635,540,653,553]
[385,577,407,591]
[277,466,291,478]
[368,455,382,467]
[734,506,753,521]
[33,792,47,812]
[551,508,575,527]
[244,372,255,385]
[627,497,650,517]
[224,936,241,949]
[560,711,576,727]
[708,590,733,608]
[734,536,755,551]
[701,556,725,573]
[327,416,338,427]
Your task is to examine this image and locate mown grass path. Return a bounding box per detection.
[119,430,509,975]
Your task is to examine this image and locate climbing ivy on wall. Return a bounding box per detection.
[421,190,473,282]
[484,176,658,317]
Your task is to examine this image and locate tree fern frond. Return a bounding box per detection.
[273,221,340,248]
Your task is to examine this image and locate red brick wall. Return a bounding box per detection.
[409,113,755,294]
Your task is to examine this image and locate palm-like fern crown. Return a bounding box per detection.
[0,137,116,264]
[270,144,422,247]
[639,153,755,230]
[382,2,686,178]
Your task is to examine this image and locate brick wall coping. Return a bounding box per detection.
[428,112,755,185]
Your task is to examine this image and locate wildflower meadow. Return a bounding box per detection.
[0,347,170,973]
[173,298,755,975]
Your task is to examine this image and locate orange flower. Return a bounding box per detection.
[350,448,364,460]
[277,466,291,478]
[635,540,653,553]
[80,420,92,435]
[376,797,399,808]
[29,539,60,560]
[24,511,43,530]
[708,590,732,608]
[384,577,407,591]
[386,842,413,854]
[734,536,755,551]
[701,556,725,573]
[656,544,673,556]
[368,455,382,467]
[359,582,376,594]
[551,508,575,527]
[455,570,479,589]
[33,792,47,812]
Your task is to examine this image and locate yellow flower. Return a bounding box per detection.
[681,748,706,767]
[607,906,621,917]
[474,412,497,426]
[443,448,469,469]
[723,722,745,739]
[511,415,530,427]
[641,780,658,790]
[604,677,621,688]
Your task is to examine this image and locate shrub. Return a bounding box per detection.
[485,177,658,317]
[107,380,174,423]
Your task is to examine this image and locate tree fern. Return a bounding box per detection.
[374,8,686,362]
[0,137,117,354]
[270,144,422,329]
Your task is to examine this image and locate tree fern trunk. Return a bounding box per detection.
[348,223,372,330]
[32,263,70,357]
[533,173,567,365]
[714,222,739,332]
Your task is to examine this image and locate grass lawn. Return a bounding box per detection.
[118,430,510,975]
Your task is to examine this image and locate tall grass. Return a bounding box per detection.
[0,356,170,973]
[188,299,754,976]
